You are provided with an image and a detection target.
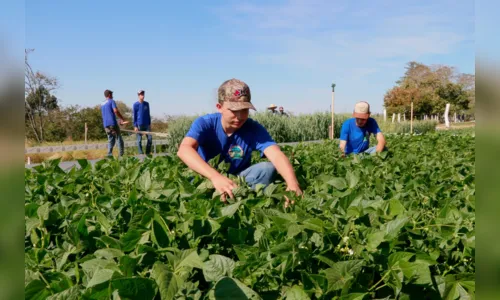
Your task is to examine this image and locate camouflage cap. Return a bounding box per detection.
[218,78,256,111]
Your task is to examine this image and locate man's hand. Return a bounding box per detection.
[134,127,139,132]
[211,174,238,203]
[284,183,303,208]
[119,120,129,125]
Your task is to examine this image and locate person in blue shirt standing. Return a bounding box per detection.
[339,101,387,156]
[133,90,153,155]
[177,78,302,205]
[101,89,129,157]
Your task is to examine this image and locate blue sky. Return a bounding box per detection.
[25,0,474,118]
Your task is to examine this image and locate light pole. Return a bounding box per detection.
[330,83,336,139]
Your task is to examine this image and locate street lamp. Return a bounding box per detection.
[330,83,336,139]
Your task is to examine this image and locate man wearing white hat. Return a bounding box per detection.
[339,101,387,156]
[267,104,278,114]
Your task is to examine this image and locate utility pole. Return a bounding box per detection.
[330,83,336,139]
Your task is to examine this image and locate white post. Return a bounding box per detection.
[403,113,406,121]
[27,156,31,165]
[410,102,413,134]
[384,109,387,122]
[454,112,457,123]
[392,113,395,123]
[85,122,88,144]
[397,113,401,123]
[444,103,450,128]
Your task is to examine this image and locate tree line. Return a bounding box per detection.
[383,61,475,119]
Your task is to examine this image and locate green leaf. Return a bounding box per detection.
[203,255,236,282]
[388,199,405,217]
[214,277,261,300]
[94,248,124,260]
[137,170,152,191]
[340,293,368,300]
[287,224,305,238]
[176,249,204,271]
[110,278,157,300]
[366,231,385,252]
[25,279,51,300]
[93,209,112,235]
[383,215,409,240]
[46,286,81,300]
[228,227,248,245]
[302,218,324,233]
[399,261,432,285]
[314,255,336,268]
[87,269,115,288]
[221,202,241,217]
[322,260,364,292]
[327,177,347,190]
[441,274,475,300]
[285,285,310,300]
[345,171,360,189]
[120,229,143,252]
[151,213,171,248]
[151,262,181,300]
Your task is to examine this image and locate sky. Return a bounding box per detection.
[23,0,475,118]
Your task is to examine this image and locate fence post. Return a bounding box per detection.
[397,113,401,123]
[330,83,336,139]
[85,122,88,144]
[392,113,395,123]
[384,109,387,122]
[410,102,413,134]
[444,103,450,128]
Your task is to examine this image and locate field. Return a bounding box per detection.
[25,130,475,299]
[25,113,439,164]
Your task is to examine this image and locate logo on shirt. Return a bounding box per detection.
[228,144,244,160]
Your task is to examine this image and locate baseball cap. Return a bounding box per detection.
[353,101,371,119]
[137,90,145,95]
[104,89,113,97]
[218,78,256,111]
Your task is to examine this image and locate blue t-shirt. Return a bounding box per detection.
[340,118,381,154]
[185,113,276,175]
[133,101,151,127]
[101,99,118,127]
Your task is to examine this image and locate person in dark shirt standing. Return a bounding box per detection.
[133,90,153,155]
[101,89,129,157]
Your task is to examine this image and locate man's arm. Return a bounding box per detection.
[133,104,138,129]
[339,121,349,156]
[263,145,302,194]
[339,140,347,156]
[177,137,238,200]
[112,101,127,123]
[375,132,386,152]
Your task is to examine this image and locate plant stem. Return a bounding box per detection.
[369,271,391,292]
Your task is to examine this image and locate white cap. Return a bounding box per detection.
[137,90,145,94]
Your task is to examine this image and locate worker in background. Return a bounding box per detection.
[267,104,278,114]
[279,106,289,117]
[133,90,153,155]
[101,89,129,157]
[339,101,387,156]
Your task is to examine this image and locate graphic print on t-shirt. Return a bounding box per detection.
[228,144,244,160]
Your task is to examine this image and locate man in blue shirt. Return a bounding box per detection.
[133,90,153,155]
[101,89,129,157]
[177,78,302,204]
[339,101,387,156]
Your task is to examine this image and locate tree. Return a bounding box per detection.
[25,49,60,143]
[384,61,474,119]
